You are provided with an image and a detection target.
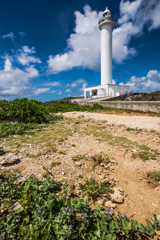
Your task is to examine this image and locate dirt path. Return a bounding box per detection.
[63,111,160,131]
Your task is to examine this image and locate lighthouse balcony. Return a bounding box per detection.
[98,17,115,25]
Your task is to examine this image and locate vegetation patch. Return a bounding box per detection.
[147,170,160,181]
[43,102,104,113]
[1,167,160,239]
[90,153,109,165]
[126,127,142,132]
[79,177,114,202]
[58,150,66,155]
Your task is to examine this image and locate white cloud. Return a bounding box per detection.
[45,81,60,86]
[19,32,26,37]
[125,69,160,92]
[47,1,160,73]
[56,91,62,95]
[66,78,86,88]
[33,88,50,95]
[17,46,41,65]
[0,57,39,97]
[1,32,15,41]
[47,5,101,74]
[79,83,88,91]
[65,89,72,93]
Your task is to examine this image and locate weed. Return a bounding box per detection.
[72,154,87,161]
[147,170,160,181]
[90,153,109,165]
[78,175,84,179]
[42,170,48,178]
[79,177,114,201]
[71,144,76,147]
[58,150,66,155]
[50,161,61,169]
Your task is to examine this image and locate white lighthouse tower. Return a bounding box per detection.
[84,8,130,99]
[99,8,115,86]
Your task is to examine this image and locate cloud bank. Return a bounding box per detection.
[125,69,160,92]
[48,0,160,74]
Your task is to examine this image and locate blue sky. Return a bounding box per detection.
[0,0,160,102]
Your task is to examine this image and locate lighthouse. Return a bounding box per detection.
[98,8,115,86]
[84,7,130,99]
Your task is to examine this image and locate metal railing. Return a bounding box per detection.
[98,17,115,25]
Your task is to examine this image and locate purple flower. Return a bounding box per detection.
[123,213,127,217]
[36,204,42,211]
[120,215,123,218]
[16,174,20,178]
[68,208,72,212]
[81,213,84,216]
[70,225,72,230]
[65,206,69,211]
[105,208,112,212]
[105,211,111,216]
[84,215,88,218]
[65,232,68,235]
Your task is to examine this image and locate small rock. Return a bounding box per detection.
[75,162,82,167]
[98,199,104,205]
[0,153,19,166]
[104,201,117,209]
[156,188,159,191]
[111,188,124,204]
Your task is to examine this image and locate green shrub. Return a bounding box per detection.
[50,161,61,169]
[0,98,51,123]
[0,174,160,239]
[43,102,104,113]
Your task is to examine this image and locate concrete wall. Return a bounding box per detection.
[78,101,160,113]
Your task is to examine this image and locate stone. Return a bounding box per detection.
[111,188,124,204]
[104,201,117,209]
[8,202,23,211]
[0,153,19,166]
[75,162,82,167]
[98,199,104,205]
[118,187,124,192]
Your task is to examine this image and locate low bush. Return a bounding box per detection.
[0,174,160,239]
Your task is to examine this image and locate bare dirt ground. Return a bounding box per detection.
[1,111,160,238]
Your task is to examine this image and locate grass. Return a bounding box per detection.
[71,144,76,147]
[50,161,61,169]
[147,170,160,181]
[83,125,159,161]
[72,154,87,161]
[126,127,143,132]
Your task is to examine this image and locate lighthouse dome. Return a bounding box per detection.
[102,7,111,17]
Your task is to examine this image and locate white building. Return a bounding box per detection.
[84,8,130,99]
